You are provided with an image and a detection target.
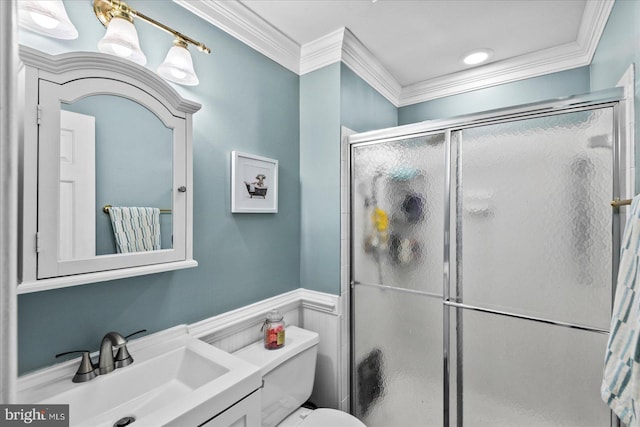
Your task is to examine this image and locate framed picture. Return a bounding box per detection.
[231,151,278,213]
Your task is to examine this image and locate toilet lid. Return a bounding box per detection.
[300,409,366,427]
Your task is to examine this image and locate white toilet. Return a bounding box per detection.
[234,325,365,427]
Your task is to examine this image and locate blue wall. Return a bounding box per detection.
[341,64,398,133]
[299,63,397,296]
[590,0,640,179]
[398,67,591,124]
[590,0,639,91]
[18,0,300,374]
[299,64,341,295]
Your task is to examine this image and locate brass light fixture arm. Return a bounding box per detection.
[93,0,211,54]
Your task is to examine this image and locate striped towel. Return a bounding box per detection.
[602,194,640,425]
[108,207,161,253]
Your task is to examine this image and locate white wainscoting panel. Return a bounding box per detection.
[302,293,341,409]
[189,289,342,409]
[190,290,303,353]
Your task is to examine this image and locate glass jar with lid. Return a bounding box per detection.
[262,309,285,350]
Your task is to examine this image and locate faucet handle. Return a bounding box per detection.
[114,329,147,368]
[55,350,97,383]
[124,329,147,340]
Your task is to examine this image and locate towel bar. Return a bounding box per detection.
[611,198,632,207]
[103,204,171,214]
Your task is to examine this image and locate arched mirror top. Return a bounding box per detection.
[53,78,182,129]
[18,45,201,116]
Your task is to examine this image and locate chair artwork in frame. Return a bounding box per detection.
[231,151,278,213]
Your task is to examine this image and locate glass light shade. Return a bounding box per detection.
[157,44,199,86]
[97,17,146,66]
[18,0,78,39]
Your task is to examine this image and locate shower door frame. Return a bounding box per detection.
[347,87,629,427]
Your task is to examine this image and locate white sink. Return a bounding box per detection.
[17,326,262,427]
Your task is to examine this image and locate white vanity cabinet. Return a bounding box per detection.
[17,46,200,293]
[199,391,261,427]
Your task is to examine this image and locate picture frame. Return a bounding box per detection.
[231,151,279,213]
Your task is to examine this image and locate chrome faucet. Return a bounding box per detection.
[98,331,127,375]
[56,329,147,382]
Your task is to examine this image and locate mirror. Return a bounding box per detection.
[60,95,173,258]
[35,75,188,280]
[17,47,201,290]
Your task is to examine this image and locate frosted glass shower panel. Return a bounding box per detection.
[458,108,614,329]
[352,134,445,294]
[454,309,610,426]
[353,284,443,427]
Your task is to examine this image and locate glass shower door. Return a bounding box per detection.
[350,99,620,427]
[351,134,446,427]
[451,107,615,426]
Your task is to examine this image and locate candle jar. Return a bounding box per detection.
[262,309,285,350]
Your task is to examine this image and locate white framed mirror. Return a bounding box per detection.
[17,46,200,293]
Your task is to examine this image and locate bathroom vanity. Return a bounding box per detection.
[17,326,262,427]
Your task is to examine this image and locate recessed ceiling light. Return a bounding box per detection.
[462,49,494,66]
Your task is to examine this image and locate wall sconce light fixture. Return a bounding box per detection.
[93,0,210,85]
[157,39,200,86]
[18,0,79,40]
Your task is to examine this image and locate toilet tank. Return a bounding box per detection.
[234,326,320,427]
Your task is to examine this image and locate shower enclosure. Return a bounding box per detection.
[349,90,627,427]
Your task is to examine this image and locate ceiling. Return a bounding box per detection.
[176,0,613,106]
[241,0,585,87]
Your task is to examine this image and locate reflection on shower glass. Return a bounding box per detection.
[353,285,443,426]
[458,108,614,330]
[454,309,610,427]
[352,134,445,295]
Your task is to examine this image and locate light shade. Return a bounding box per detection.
[157,40,199,86]
[18,0,78,39]
[97,16,146,66]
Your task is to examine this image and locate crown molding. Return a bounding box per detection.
[341,29,402,107]
[577,0,614,63]
[299,28,345,75]
[299,28,402,106]
[173,0,300,74]
[398,0,614,106]
[176,0,613,108]
[399,41,590,107]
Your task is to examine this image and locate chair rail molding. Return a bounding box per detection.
[189,288,339,344]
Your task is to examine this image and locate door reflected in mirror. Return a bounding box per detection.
[60,94,173,259]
